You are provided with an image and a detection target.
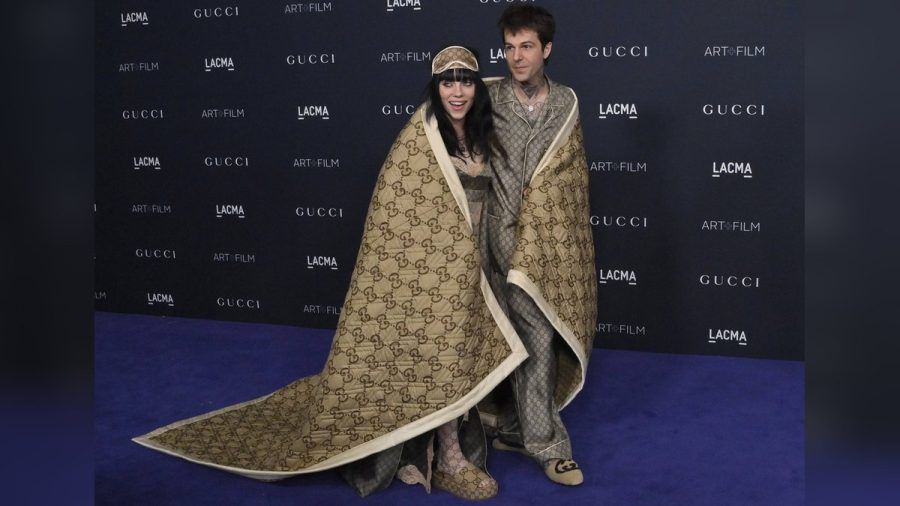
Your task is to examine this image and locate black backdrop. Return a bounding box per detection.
[95,1,803,360]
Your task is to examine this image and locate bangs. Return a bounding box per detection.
[437,68,477,83]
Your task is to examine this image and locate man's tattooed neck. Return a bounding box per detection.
[517,78,545,100]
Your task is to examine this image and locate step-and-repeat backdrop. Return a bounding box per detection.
[95,1,803,360]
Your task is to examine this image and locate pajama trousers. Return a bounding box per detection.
[487,270,573,463]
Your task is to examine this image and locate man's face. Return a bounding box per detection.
[504,28,552,84]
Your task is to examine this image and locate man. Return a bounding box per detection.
[482,5,598,486]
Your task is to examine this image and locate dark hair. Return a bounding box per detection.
[497,5,556,48]
[425,52,505,164]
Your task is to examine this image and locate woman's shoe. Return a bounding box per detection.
[432,461,499,500]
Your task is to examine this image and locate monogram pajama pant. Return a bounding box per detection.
[488,271,573,463]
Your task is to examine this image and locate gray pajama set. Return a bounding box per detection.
[482,76,578,463]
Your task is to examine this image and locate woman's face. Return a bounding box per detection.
[438,78,476,127]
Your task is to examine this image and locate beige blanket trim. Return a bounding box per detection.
[133,109,529,480]
[530,92,579,185]
[422,106,474,234]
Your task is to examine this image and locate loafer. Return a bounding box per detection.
[544,458,583,486]
[491,437,529,456]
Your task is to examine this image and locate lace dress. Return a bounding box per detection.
[451,153,490,237]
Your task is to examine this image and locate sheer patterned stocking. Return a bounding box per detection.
[436,419,497,489]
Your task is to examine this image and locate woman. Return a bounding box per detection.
[134,46,526,500]
[342,45,511,499]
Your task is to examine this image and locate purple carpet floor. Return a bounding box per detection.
[95,312,803,505]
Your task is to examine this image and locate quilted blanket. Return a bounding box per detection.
[133,106,528,480]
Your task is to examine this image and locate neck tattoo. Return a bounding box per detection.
[520,82,540,100]
[517,78,545,101]
[515,78,547,124]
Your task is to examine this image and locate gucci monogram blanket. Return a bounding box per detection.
[133,107,528,479]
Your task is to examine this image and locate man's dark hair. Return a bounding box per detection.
[497,5,556,48]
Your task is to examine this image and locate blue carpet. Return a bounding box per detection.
[95,312,803,505]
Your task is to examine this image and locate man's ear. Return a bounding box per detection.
[542,41,553,60]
